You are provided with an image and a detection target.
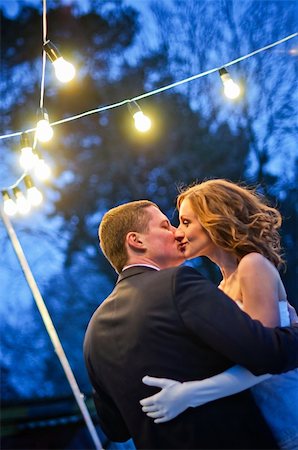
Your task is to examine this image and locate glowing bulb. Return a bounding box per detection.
[19,132,36,170]
[219,67,241,99]
[13,187,30,215]
[128,101,152,133]
[24,175,43,206]
[27,187,43,206]
[36,119,53,142]
[2,190,17,216]
[53,57,75,83]
[223,80,240,99]
[20,147,37,170]
[36,108,53,142]
[34,158,51,181]
[43,40,75,83]
[133,111,152,132]
[4,198,18,216]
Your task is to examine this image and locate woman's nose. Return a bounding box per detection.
[174,227,185,240]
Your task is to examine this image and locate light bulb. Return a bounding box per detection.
[53,57,75,83]
[20,148,37,170]
[19,132,36,170]
[219,68,241,99]
[27,187,43,206]
[133,111,152,132]
[24,175,43,206]
[4,198,18,216]
[36,108,53,142]
[13,187,30,215]
[34,158,51,181]
[36,119,53,142]
[2,190,17,216]
[223,80,240,99]
[43,40,75,83]
[128,101,152,133]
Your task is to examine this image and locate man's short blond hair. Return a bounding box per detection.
[99,200,158,273]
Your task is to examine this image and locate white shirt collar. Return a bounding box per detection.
[122,263,160,272]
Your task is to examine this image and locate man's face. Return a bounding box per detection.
[141,206,185,269]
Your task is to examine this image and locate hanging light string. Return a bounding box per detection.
[1,0,50,205]
[1,32,297,194]
[39,0,47,110]
[0,31,297,141]
[43,0,47,45]
[2,173,27,192]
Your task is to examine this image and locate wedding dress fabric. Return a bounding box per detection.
[242,301,298,449]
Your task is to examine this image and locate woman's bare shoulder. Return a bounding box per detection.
[238,253,277,275]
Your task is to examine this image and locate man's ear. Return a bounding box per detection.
[126,232,145,251]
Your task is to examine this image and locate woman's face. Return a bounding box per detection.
[178,198,215,259]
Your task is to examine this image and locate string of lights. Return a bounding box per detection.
[39,0,47,110]
[1,0,76,216]
[1,32,297,141]
[0,7,297,216]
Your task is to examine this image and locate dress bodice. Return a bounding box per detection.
[236,299,298,448]
[278,300,290,326]
[250,301,298,449]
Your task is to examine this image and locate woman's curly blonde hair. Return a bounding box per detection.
[177,179,285,269]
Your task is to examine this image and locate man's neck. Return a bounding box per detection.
[122,263,160,271]
[125,257,161,268]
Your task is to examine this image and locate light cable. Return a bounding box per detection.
[0,32,297,141]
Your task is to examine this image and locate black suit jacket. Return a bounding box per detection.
[84,266,298,449]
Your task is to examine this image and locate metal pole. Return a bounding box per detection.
[1,210,103,450]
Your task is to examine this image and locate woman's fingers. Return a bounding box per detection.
[142,376,176,388]
[140,376,181,423]
[141,404,158,413]
[140,394,157,407]
[141,404,169,419]
[146,410,165,419]
[154,417,169,424]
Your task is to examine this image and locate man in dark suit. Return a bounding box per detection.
[84,200,298,449]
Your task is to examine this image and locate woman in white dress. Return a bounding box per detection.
[140,179,298,449]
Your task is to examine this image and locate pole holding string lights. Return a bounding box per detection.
[0,2,103,448]
[0,209,103,450]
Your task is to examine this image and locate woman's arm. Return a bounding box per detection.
[140,365,271,423]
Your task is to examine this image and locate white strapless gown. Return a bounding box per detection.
[244,302,298,449]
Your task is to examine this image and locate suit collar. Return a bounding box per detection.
[117,266,159,284]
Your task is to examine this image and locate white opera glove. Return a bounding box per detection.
[140,376,193,423]
[140,366,271,423]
